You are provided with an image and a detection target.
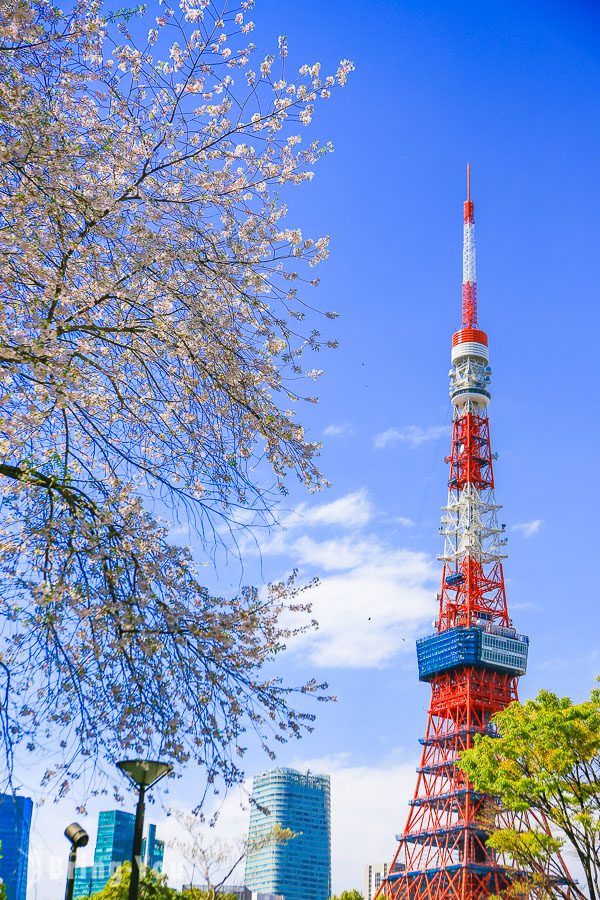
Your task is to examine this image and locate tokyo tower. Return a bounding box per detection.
[376,168,574,899]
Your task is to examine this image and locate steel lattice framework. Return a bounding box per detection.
[375,168,575,899]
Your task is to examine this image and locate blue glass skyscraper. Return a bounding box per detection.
[73,810,164,898]
[244,768,331,900]
[73,810,134,897]
[0,793,33,900]
[142,823,164,872]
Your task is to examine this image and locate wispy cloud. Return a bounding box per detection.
[374,424,449,449]
[394,516,415,527]
[536,648,599,671]
[291,489,373,529]
[323,422,354,438]
[239,489,435,668]
[265,531,437,668]
[513,519,543,538]
[510,600,540,612]
[169,523,191,540]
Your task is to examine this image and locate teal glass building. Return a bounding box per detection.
[142,823,165,872]
[0,793,33,900]
[73,810,164,898]
[73,810,135,898]
[244,768,331,900]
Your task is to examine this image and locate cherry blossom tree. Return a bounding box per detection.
[0,0,352,797]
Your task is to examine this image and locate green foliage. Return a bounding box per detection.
[179,892,238,900]
[329,891,364,900]
[82,863,177,899]
[459,682,600,899]
[80,864,242,900]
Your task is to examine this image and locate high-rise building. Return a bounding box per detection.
[73,810,163,898]
[142,823,165,872]
[0,793,33,900]
[244,768,330,900]
[365,863,388,900]
[94,809,135,867]
[376,173,575,898]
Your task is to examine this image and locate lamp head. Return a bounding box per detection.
[64,822,89,849]
[117,759,173,790]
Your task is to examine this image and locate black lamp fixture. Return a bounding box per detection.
[117,759,173,900]
[64,822,89,900]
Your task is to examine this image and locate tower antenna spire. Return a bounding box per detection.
[462,163,477,327]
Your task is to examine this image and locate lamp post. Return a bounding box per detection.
[117,759,173,900]
[64,822,89,900]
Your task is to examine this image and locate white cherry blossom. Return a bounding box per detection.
[0,0,351,799]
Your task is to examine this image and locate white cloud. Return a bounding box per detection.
[374,424,448,449]
[288,489,374,530]
[510,600,540,612]
[292,534,370,571]
[281,534,437,668]
[246,490,436,668]
[513,519,542,538]
[323,423,354,438]
[394,516,415,527]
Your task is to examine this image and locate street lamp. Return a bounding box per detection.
[117,759,173,900]
[64,822,89,900]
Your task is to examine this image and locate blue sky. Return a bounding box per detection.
[25,0,600,895]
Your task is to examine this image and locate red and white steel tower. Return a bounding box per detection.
[376,168,574,899]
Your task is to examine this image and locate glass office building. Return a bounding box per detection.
[73,810,164,898]
[142,823,165,872]
[0,793,33,900]
[244,768,331,900]
[73,810,135,898]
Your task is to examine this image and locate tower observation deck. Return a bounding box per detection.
[375,168,575,900]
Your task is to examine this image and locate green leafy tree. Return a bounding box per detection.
[459,684,600,899]
[81,864,243,899]
[329,892,364,900]
[179,891,238,900]
[81,862,171,900]
[81,862,176,899]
